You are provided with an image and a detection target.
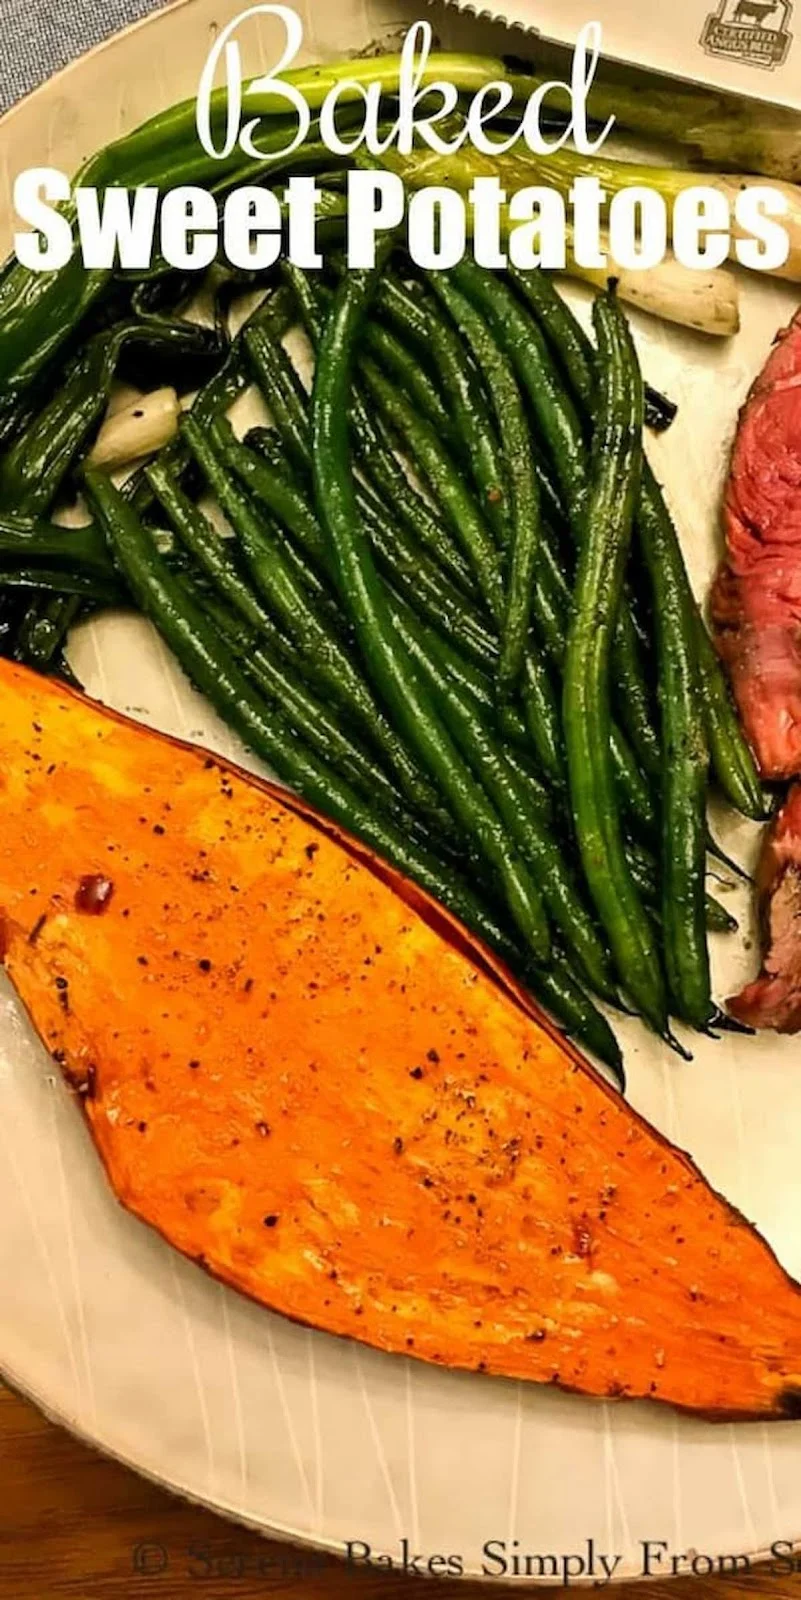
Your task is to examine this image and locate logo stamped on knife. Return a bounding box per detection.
[700,0,793,69]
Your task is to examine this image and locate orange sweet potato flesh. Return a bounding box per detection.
[1,659,801,1421]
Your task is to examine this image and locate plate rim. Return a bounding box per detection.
[5,1347,801,1586]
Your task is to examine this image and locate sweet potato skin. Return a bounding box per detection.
[1,659,801,1420]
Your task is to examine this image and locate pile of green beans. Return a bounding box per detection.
[0,150,764,1087]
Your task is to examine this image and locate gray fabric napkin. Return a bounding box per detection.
[1,0,170,113]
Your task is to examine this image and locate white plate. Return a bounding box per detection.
[2,0,801,1581]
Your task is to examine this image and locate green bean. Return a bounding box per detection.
[508,273,663,780]
[12,593,82,671]
[454,262,660,777]
[282,262,474,591]
[406,600,719,970]
[357,480,498,665]
[612,728,658,835]
[223,429,501,670]
[424,271,541,704]
[0,345,111,515]
[242,427,490,660]
[146,459,278,633]
[0,514,118,580]
[361,353,501,608]
[494,745,554,823]
[393,604,530,750]
[0,254,112,402]
[523,524,660,821]
[508,265,596,411]
[229,428,472,680]
[248,282,564,784]
[311,258,552,962]
[244,322,311,477]
[513,661,563,785]
[360,352,565,784]
[200,594,406,816]
[423,274,570,540]
[530,522,574,661]
[610,602,660,778]
[638,470,713,1026]
[356,399,477,592]
[392,606,617,1001]
[452,260,588,517]
[363,317,455,446]
[521,956,624,1084]
[292,262,477,586]
[128,282,296,517]
[404,603,656,903]
[676,504,766,821]
[213,424,335,581]
[240,431,482,671]
[509,265,677,436]
[355,544,654,1036]
[0,567,122,605]
[182,414,449,831]
[410,598,656,858]
[514,268,762,818]
[425,281,573,667]
[249,428,537,745]
[425,273,658,823]
[376,272,511,543]
[225,408,565,929]
[626,840,737,935]
[563,294,666,1034]
[428,275,564,558]
[280,259,327,342]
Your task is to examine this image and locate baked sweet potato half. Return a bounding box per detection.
[1,658,801,1420]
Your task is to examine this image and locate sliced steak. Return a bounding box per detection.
[729,783,801,1031]
[712,306,801,780]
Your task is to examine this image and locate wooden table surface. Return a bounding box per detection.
[2,1381,801,1600]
